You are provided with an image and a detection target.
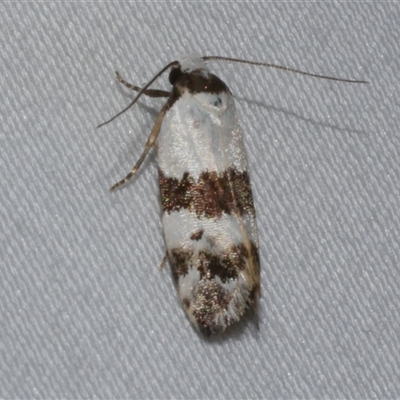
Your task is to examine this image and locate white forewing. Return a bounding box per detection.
[158,91,248,180]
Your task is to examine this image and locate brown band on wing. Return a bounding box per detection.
[159,167,255,218]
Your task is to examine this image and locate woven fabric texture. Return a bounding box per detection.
[1,3,399,399]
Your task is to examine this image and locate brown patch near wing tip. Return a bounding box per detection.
[193,281,231,335]
[159,167,255,218]
[169,240,260,335]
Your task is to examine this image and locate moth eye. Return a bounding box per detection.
[169,67,182,85]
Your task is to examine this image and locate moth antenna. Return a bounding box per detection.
[97,60,179,128]
[202,56,368,84]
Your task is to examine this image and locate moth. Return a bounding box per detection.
[99,54,367,335]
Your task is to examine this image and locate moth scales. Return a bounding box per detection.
[98,55,367,335]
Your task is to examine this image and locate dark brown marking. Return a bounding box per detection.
[199,251,238,282]
[166,68,230,111]
[168,241,259,284]
[159,167,255,218]
[182,298,190,309]
[169,249,191,282]
[190,229,204,241]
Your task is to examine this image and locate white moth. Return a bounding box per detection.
[99,54,367,335]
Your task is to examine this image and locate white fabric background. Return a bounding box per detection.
[1,2,399,399]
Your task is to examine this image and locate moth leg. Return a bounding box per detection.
[109,107,166,191]
[158,252,168,270]
[116,71,171,98]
